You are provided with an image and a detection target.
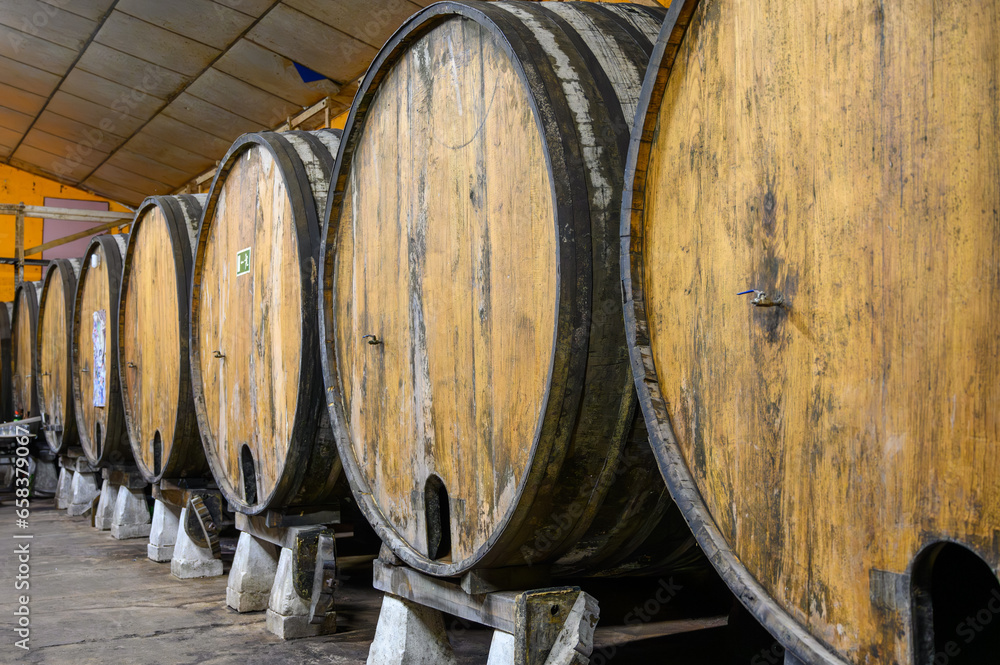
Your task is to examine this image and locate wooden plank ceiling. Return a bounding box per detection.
[0,0,431,205]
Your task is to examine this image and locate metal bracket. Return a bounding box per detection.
[186,493,224,558]
[309,531,338,624]
[290,527,338,623]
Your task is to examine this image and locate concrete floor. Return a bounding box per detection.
[0,497,774,664]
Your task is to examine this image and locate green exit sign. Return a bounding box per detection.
[237,247,251,276]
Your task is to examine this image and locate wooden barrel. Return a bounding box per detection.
[0,302,14,422]
[622,2,1000,663]
[72,234,131,467]
[119,195,208,482]
[12,281,42,419]
[190,129,344,514]
[318,1,705,579]
[37,259,82,454]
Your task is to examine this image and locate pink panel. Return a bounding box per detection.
[42,197,111,262]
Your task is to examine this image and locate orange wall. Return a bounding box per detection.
[0,164,130,301]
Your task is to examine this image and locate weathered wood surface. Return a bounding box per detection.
[622,1,1000,663]
[0,302,14,422]
[12,281,42,419]
[319,1,705,579]
[37,259,81,454]
[191,129,345,514]
[73,234,132,467]
[119,195,209,483]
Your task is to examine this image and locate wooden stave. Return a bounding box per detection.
[190,129,346,514]
[0,302,14,422]
[36,259,82,454]
[317,1,705,578]
[12,281,42,419]
[619,1,1000,663]
[73,234,132,468]
[118,195,209,483]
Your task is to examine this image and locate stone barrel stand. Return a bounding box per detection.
[148,480,225,579]
[55,449,99,516]
[92,467,151,539]
[368,548,599,665]
[226,510,339,639]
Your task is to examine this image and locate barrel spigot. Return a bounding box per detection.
[213,350,225,359]
[362,334,382,346]
[738,289,784,308]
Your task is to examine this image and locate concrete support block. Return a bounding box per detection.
[54,466,73,509]
[94,480,118,530]
[110,485,151,539]
[171,507,223,579]
[486,631,516,665]
[33,458,58,495]
[227,532,279,612]
[366,594,457,665]
[147,500,180,562]
[265,547,336,639]
[66,470,100,516]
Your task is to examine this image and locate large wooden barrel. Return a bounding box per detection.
[190,129,344,514]
[37,259,82,454]
[12,282,42,420]
[622,2,1000,663]
[318,1,705,579]
[119,195,208,482]
[73,234,131,467]
[0,302,14,422]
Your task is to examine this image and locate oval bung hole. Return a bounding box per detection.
[240,444,258,506]
[424,474,452,562]
[152,430,162,477]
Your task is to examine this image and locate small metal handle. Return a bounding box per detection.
[41,372,50,377]
[127,361,137,369]
[362,334,382,346]
[79,368,88,373]
[738,289,784,308]
[213,350,225,358]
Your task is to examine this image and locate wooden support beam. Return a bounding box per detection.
[234,511,341,550]
[275,97,333,132]
[14,203,24,288]
[0,204,133,223]
[372,559,589,636]
[23,218,129,256]
[0,417,41,438]
[0,258,50,266]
